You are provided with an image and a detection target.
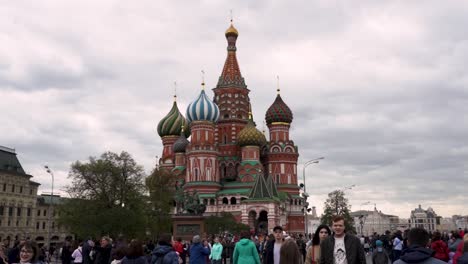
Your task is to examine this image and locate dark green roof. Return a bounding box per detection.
[217,188,250,195]
[249,175,272,199]
[37,194,67,205]
[266,175,279,197]
[0,147,26,175]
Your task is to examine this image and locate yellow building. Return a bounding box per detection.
[0,146,71,247]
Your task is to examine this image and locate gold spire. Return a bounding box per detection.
[181,124,184,132]
[225,12,239,36]
[173,81,177,102]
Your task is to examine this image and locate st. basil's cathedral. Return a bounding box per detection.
[156,22,305,234]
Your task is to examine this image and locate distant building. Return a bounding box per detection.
[0,146,72,247]
[409,204,441,232]
[351,206,399,235]
[440,217,457,232]
[452,215,468,230]
[307,206,321,235]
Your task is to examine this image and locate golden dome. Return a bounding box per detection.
[225,23,239,36]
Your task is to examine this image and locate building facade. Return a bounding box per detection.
[409,205,441,232]
[156,22,304,233]
[351,208,399,235]
[0,146,71,247]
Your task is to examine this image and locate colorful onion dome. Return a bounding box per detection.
[173,128,189,153]
[238,115,267,147]
[265,89,293,125]
[157,100,190,137]
[225,23,239,37]
[186,89,220,123]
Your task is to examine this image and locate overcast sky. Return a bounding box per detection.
[2,1,467,219]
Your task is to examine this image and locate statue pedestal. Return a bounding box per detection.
[172,215,206,241]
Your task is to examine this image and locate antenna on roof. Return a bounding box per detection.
[201,70,205,90]
[277,75,280,94]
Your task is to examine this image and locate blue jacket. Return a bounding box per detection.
[189,243,210,264]
[394,245,447,264]
[151,244,179,264]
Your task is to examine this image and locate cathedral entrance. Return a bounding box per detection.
[257,210,268,235]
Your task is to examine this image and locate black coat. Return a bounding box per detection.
[94,245,112,264]
[320,235,366,264]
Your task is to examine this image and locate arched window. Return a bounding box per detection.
[203,199,208,205]
[230,197,237,205]
[276,174,280,184]
[294,199,298,205]
[195,169,199,181]
[222,197,229,204]
[223,135,228,144]
[209,199,215,205]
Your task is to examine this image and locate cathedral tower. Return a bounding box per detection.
[157,95,189,170]
[184,83,221,194]
[212,22,251,181]
[265,89,299,195]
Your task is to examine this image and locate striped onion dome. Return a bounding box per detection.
[238,115,267,147]
[186,89,220,123]
[157,101,190,138]
[173,129,189,153]
[265,91,293,125]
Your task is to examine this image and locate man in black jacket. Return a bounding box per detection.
[320,216,366,264]
[264,226,284,264]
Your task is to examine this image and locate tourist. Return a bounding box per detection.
[265,226,284,264]
[279,239,303,264]
[320,215,366,264]
[8,239,26,264]
[95,237,113,264]
[453,234,468,264]
[209,237,223,264]
[121,240,147,264]
[151,233,179,264]
[71,242,84,264]
[188,235,210,264]
[371,240,389,264]
[305,224,331,264]
[431,231,449,262]
[450,233,463,252]
[110,247,126,264]
[393,231,404,262]
[82,239,95,264]
[232,231,260,264]
[458,240,468,264]
[61,239,74,264]
[0,243,7,264]
[173,238,184,263]
[394,227,446,264]
[297,234,306,262]
[18,241,42,264]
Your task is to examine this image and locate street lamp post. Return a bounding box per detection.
[44,165,54,252]
[302,157,324,236]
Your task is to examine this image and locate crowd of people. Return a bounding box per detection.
[0,217,467,264]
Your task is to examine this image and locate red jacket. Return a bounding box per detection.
[453,241,465,264]
[431,240,449,261]
[173,241,184,255]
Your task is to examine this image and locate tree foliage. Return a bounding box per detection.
[205,212,250,236]
[145,167,177,238]
[320,190,356,233]
[58,151,148,239]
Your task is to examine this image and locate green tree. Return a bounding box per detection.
[58,151,148,239]
[205,212,250,236]
[145,167,177,238]
[320,190,356,233]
